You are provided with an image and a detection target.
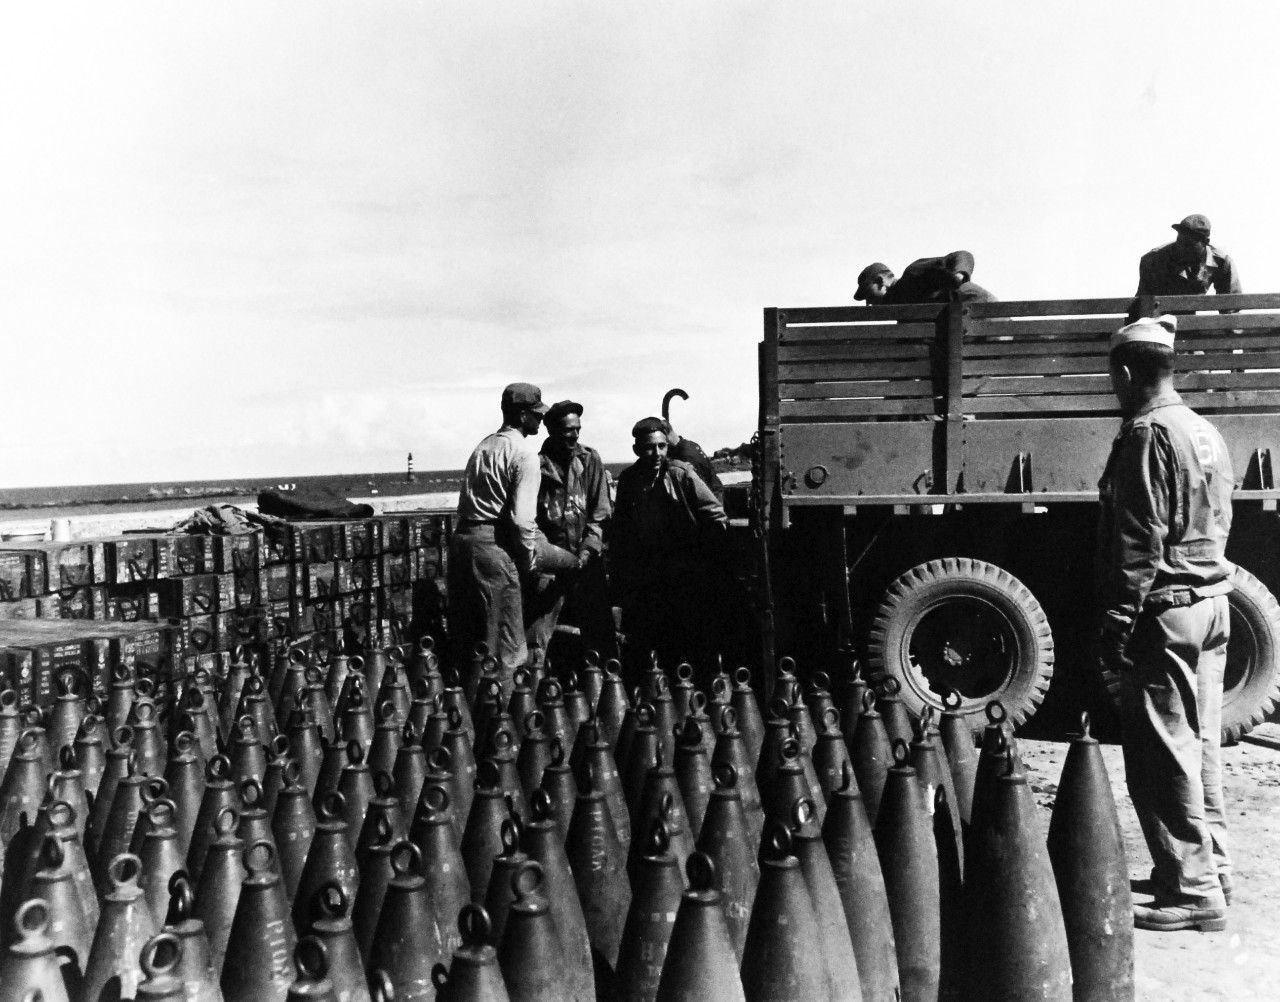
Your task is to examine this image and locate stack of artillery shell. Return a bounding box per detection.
[0,638,1134,1002]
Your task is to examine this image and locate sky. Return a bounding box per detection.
[3,1,1280,488]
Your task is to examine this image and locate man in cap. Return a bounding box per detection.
[1097,315,1234,932]
[886,250,997,305]
[449,382,566,695]
[855,262,896,305]
[1136,214,1241,301]
[524,400,614,667]
[660,417,725,503]
[610,416,729,682]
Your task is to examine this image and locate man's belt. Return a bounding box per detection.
[456,518,499,532]
[1144,589,1219,611]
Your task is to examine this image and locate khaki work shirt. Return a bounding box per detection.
[1136,242,1241,298]
[457,425,541,574]
[1097,391,1235,636]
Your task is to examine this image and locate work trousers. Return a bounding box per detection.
[618,558,725,689]
[447,524,527,694]
[525,556,616,671]
[522,537,581,671]
[1119,594,1232,903]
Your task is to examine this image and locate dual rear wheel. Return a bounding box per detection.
[866,558,1280,742]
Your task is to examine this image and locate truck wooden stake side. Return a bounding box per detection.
[753,293,1280,738]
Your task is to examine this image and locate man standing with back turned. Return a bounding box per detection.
[1097,315,1234,932]
[448,382,549,696]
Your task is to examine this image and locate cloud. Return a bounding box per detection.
[4,2,1280,489]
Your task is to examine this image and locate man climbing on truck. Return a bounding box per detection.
[1136,214,1241,301]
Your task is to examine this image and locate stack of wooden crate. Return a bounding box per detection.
[0,510,451,704]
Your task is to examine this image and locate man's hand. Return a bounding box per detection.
[523,572,556,598]
[1098,622,1131,705]
[577,549,595,570]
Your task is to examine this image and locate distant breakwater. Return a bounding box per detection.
[0,456,752,514]
[0,471,471,512]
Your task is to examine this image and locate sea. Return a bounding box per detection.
[0,465,641,519]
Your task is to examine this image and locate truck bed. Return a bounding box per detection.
[759,294,1280,512]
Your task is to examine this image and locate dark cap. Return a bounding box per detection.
[631,416,670,439]
[1172,214,1211,240]
[500,382,549,414]
[944,250,975,278]
[545,400,583,425]
[855,262,893,301]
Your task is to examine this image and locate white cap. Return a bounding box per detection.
[1111,314,1176,351]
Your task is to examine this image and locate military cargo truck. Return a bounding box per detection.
[753,293,1280,738]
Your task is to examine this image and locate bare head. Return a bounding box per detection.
[634,431,669,466]
[631,417,670,469]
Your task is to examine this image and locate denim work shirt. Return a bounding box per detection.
[537,442,611,556]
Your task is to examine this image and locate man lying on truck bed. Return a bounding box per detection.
[855,250,997,306]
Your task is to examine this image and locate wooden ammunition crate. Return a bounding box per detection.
[408,513,450,549]
[413,546,445,582]
[55,586,106,620]
[226,608,273,649]
[337,557,380,594]
[379,585,414,622]
[304,561,340,601]
[374,515,412,553]
[0,551,40,600]
[0,618,181,703]
[341,520,378,558]
[0,541,101,597]
[260,521,341,565]
[102,537,173,584]
[294,600,338,637]
[380,552,413,588]
[184,651,230,679]
[104,576,229,619]
[102,586,164,622]
[214,532,261,575]
[170,535,216,576]
[0,598,42,621]
[181,613,233,655]
[258,563,298,604]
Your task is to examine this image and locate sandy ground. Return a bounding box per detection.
[1019,722,1280,1002]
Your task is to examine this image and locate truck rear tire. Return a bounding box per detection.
[867,558,1054,731]
[1223,565,1280,743]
